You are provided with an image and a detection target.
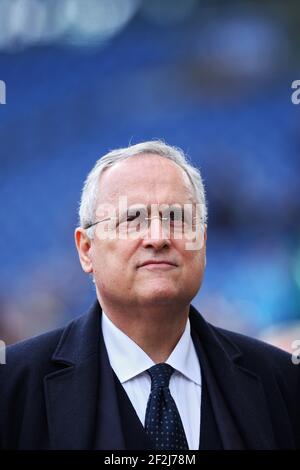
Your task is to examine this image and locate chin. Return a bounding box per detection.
[138,285,186,307]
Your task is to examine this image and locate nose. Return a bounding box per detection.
[141,216,171,250]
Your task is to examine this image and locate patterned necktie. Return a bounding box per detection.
[144,363,189,450]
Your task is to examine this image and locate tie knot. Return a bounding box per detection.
[147,363,174,390]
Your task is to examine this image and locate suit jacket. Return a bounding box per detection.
[0,300,299,449]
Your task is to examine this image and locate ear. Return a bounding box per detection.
[74,227,93,274]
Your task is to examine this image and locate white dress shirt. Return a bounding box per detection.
[101,311,202,450]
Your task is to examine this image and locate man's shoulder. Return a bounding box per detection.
[191,306,294,370]
[1,326,65,375]
[0,303,98,379]
[214,325,296,375]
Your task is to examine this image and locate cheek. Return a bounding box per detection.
[91,240,137,274]
[182,248,205,276]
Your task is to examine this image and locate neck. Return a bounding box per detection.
[99,298,190,363]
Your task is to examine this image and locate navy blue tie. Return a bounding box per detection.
[145,363,189,450]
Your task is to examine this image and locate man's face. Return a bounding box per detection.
[76,154,207,310]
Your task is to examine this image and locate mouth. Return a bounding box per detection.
[138,260,178,270]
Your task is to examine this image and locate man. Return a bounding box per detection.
[0,141,299,450]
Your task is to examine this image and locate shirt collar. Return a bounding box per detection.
[166,319,201,385]
[101,310,201,386]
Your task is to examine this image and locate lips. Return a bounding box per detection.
[139,260,177,268]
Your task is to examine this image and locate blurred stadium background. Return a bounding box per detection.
[0,0,300,352]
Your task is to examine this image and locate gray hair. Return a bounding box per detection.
[78,140,207,237]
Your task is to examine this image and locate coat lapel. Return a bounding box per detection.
[190,306,276,449]
[192,331,245,449]
[93,328,126,450]
[43,301,125,450]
